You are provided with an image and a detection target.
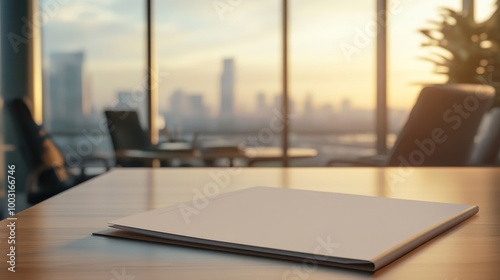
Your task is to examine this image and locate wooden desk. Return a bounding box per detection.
[1,168,499,279]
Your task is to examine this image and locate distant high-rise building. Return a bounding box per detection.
[303,93,314,118]
[48,51,85,131]
[341,98,351,112]
[168,89,207,124]
[219,58,235,117]
[187,94,205,117]
[255,92,267,115]
[170,89,185,115]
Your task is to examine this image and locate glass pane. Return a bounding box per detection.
[40,0,145,166]
[155,0,281,165]
[388,1,462,138]
[289,0,376,166]
[476,0,497,22]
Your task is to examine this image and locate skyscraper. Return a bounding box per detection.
[188,94,205,117]
[172,93,206,118]
[341,98,352,112]
[170,89,187,118]
[303,93,314,118]
[219,58,234,117]
[256,92,267,115]
[47,51,85,131]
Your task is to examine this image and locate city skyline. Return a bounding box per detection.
[154,58,408,134]
[42,51,411,134]
[40,0,498,115]
[39,1,499,134]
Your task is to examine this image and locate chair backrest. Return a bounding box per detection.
[468,107,500,165]
[9,98,70,184]
[387,84,495,166]
[104,110,149,151]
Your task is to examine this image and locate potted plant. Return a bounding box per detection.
[420,2,500,107]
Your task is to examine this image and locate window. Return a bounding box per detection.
[289,0,376,166]
[155,0,281,156]
[388,0,462,137]
[40,0,145,163]
[38,0,491,167]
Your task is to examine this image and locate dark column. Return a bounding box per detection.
[376,0,388,155]
[282,0,289,167]
[1,0,33,201]
[146,0,158,146]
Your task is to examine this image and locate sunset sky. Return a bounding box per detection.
[40,0,497,115]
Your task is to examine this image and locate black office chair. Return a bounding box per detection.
[104,110,196,167]
[9,98,109,205]
[104,110,152,167]
[328,84,495,167]
[468,107,500,166]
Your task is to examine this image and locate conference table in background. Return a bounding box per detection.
[0,167,499,279]
[202,146,318,166]
[115,146,318,166]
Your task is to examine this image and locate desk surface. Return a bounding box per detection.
[1,167,499,279]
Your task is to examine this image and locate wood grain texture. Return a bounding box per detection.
[1,167,499,279]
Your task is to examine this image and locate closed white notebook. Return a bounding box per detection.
[104,186,478,271]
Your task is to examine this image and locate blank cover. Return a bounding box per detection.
[101,186,478,271]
